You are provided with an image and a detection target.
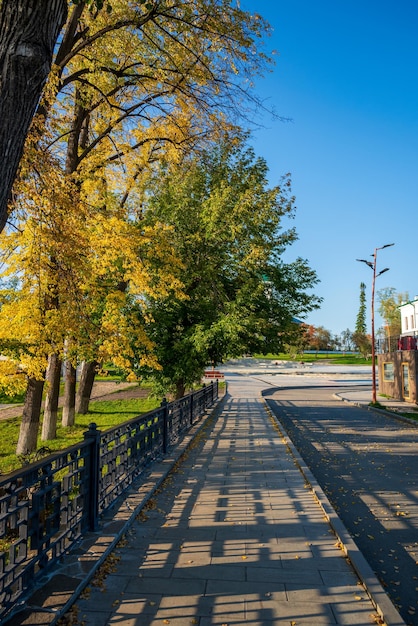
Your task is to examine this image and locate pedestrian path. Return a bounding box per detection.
[74,375,397,626]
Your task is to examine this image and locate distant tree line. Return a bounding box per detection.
[286,286,405,357]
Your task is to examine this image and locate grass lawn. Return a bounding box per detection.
[399,411,418,422]
[0,374,153,406]
[256,353,372,365]
[0,391,25,404]
[0,394,159,475]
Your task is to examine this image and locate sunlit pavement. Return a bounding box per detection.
[12,360,411,625]
[221,358,417,414]
[72,371,403,626]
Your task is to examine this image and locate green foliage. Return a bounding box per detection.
[352,331,371,358]
[353,282,370,356]
[377,287,407,336]
[285,324,339,355]
[340,328,354,351]
[355,282,367,334]
[398,410,418,422]
[308,325,333,351]
[0,390,25,404]
[135,138,321,396]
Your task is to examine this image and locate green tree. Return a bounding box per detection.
[355,282,367,334]
[136,139,321,397]
[352,331,371,358]
[306,325,334,352]
[353,281,369,355]
[283,322,311,358]
[339,328,354,351]
[377,287,408,337]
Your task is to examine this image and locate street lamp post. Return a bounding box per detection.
[357,243,394,404]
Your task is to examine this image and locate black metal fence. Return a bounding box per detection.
[377,334,418,353]
[0,382,218,622]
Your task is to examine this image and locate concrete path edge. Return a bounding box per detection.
[333,392,418,428]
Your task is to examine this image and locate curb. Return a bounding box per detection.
[264,397,406,626]
[333,393,418,427]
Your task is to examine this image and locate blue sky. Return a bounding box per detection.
[241,0,418,336]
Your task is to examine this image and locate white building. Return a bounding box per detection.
[378,296,418,403]
[399,297,418,336]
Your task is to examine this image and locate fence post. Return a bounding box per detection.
[83,422,101,532]
[161,398,168,453]
[190,392,194,426]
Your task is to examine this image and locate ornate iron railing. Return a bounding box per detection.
[0,382,218,622]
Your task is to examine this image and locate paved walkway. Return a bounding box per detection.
[71,374,403,626]
[264,383,418,625]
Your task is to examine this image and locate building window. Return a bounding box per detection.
[412,315,415,330]
[383,362,394,381]
[405,317,409,330]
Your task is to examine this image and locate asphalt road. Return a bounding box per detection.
[264,383,418,626]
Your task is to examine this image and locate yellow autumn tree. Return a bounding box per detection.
[2,0,275,454]
[0,148,90,452]
[0,146,183,452]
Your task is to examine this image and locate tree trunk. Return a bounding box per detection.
[76,360,97,414]
[62,361,76,427]
[16,377,44,455]
[41,353,62,440]
[0,0,68,232]
[175,379,186,400]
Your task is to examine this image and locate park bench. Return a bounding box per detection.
[204,370,225,379]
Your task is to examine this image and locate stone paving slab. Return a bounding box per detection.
[7,400,220,626]
[71,380,402,626]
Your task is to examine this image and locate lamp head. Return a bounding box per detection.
[356,259,374,269]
